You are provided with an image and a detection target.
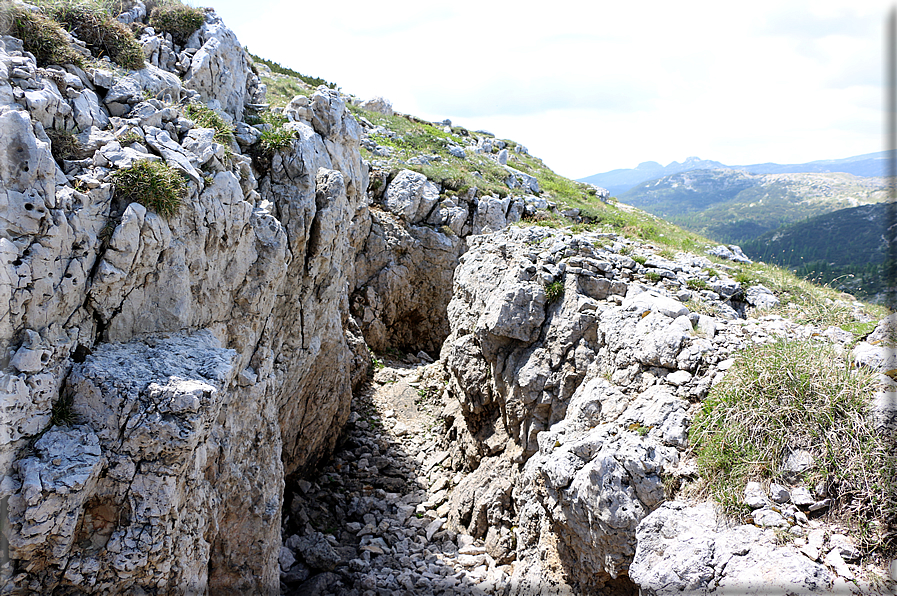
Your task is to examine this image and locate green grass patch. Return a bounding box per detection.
[258,72,313,107]
[734,261,888,327]
[46,0,145,69]
[690,340,895,550]
[544,280,564,304]
[112,159,187,218]
[184,102,234,144]
[147,1,205,45]
[6,3,85,66]
[258,126,294,155]
[686,278,707,290]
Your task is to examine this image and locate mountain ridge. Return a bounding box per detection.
[581,151,892,195]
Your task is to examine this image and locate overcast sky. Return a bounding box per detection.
[205,0,891,179]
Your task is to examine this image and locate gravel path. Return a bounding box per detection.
[280,359,513,596]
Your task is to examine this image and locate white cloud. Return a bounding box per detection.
[207,0,892,178]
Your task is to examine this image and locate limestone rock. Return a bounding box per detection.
[183,13,252,120]
[630,502,834,595]
[746,284,780,310]
[383,169,440,224]
[358,96,393,116]
[707,244,752,263]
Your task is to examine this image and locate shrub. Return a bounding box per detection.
[147,1,205,45]
[544,281,564,304]
[689,340,896,550]
[112,159,187,218]
[5,4,84,66]
[49,1,145,70]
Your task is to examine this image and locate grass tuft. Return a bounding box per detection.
[50,394,78,427]
[184,102,234,144]
[48,1,145,70]
[689,339,896,550]
[46,127,81,163]
[5,3,85,67]
[544,280,564,305]
[147,1,205,45]
[112,159,187,218]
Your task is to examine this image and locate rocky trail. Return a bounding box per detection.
[280,358,518,596]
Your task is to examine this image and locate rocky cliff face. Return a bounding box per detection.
[0,5,369,591]
[432,225,893,594]
[1,3,894,595]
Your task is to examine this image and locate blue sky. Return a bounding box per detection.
[204,0,891,179]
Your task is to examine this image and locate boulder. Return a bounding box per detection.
[630,502,834,595]
[183,14,251,120]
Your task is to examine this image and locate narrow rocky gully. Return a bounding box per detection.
[280,355,509,596]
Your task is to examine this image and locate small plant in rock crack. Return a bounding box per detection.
[544,280,564,305]
[50,394,77,427]
[112,160,187,218]
[184,102,234,145]
[45,128,81,163]
[644,271,663,282]
[257,127,295,156]
[686,278,708,290]
[368,348,385,371]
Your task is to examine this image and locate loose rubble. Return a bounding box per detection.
[280,360,516,596]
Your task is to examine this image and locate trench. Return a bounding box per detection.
[278,337,642,594]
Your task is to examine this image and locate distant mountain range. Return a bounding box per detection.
[616,169,890,245]
[582,151,895,301]
[579,151,893,196]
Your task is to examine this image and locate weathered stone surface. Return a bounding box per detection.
[183,13,252,120]
[358,96,393,116]
[104,65,182,114]
[383,169,440,224]
[0,15,369,593]
[631,502,834,595]
[5,331,285,594]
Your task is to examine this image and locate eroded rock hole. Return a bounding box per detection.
[73,497,132,555]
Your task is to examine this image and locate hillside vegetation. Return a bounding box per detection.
[741,203,894,301]
[620,169,890,244]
